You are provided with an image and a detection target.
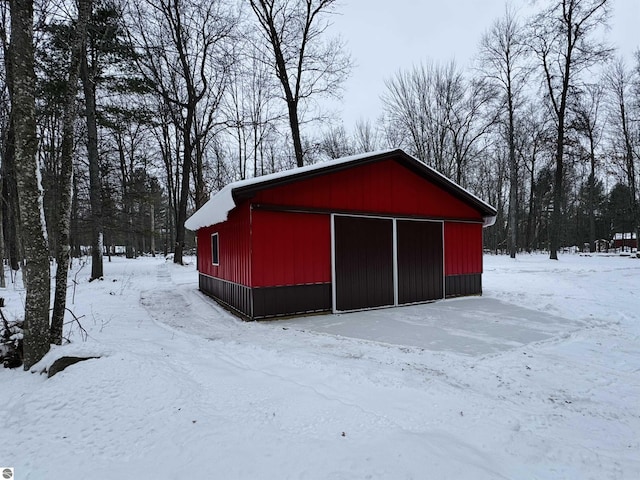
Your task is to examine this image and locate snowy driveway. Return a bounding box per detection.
[276,297,584,356]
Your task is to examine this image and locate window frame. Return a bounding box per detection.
[211,232,219,266]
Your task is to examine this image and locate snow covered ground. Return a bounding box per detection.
[0,253,639,479]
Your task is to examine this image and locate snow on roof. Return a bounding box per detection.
[185,149,496,231]
[613,232,637,240]
[184,150,395,230]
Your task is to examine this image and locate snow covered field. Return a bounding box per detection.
[1,253,639,479]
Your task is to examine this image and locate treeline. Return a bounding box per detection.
[1,0,352,278]
[2,0,638,272]
[1,0,638,366]
[316,3,640,258]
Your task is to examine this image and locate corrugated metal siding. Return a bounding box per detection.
[252,284,332,319]
[197,200,251,285]
[444,222,483,275]
[253,158,483,220]
[445,274,482,297]
[199,274,252,317]
[397,220,444,303]
[251,209,331,288]
[334,216,394,311]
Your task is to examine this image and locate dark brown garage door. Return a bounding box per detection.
[334,216,394,311]
[397,220,444,303]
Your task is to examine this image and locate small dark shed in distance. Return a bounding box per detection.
[185,149,496,320]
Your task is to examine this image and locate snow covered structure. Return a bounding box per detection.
[612,232,637,251]
[185,149,496,319]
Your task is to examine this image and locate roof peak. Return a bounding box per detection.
[185,149,496,231]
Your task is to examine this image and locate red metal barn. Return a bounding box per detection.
[612,233,637,250]
[185,149,496,320]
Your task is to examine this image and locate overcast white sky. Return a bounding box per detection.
[329,0,639,129]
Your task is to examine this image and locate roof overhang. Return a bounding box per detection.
[185,149,498,231]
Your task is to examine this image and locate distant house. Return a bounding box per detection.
[612,232,637,251]
[185,149,497,320]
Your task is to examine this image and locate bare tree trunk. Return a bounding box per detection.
[588,143,597,253]
[525,160,536,253]
[622,109,638,255]
[530,0,611,260]
[129,0,231,265]
[2,123,21,272]
[287,102,304,168]
[2,19,21,274]
[70,172,80,259]
[116,134,135,259]
[193,136,207,208]
[549,125,566,260]
[81,40,104,279]
[50,0,91,344]
[150,203,156,257]
[507,93,518,259]
[11,0,51,368]
[173,116,193,265]
[0,178,5,288]
[615,79,639,249]
[248,0,351,168]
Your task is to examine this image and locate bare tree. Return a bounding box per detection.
[382,64,436,166]
[382,61,493,185]
[382,62,455,175]
[224,56,271,179]
[128,0,235,264]
[479,6,529,258]
[80,0,120,280]
[248,0,351,167]
[353,118,379,152]
[1,2,22,274]
[319,124,353,159]
[10,0,50,368]
[447,75,495,186]
[222,35,285,179]
[515,101,553,252]
[528,0,611,259]
[572,81,606,253]
[0,3,10,288]
[50,0,92,344]
[606,58,640,247]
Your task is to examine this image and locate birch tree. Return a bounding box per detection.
[10,0,50,368]
[50,0,92,344]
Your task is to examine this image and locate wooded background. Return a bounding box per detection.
[3,0,638,271]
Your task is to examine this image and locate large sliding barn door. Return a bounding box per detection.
[333,216,394,311]
[397,220,444,303]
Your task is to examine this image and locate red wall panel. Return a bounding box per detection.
[251,210,331,287]
[444,222,483,275]
[252,158,483,220]
[197,201,251,286]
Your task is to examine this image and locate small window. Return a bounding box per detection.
[211,233,219,265]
